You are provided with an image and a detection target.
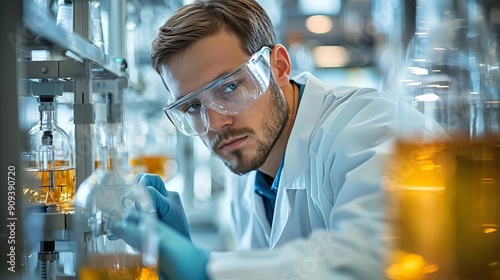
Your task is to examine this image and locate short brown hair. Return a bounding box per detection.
[150,0,276,74]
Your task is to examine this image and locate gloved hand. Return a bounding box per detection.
[110,214,210,280]
[135,173,190,238]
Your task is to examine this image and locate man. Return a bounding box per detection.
[112,0,422,279]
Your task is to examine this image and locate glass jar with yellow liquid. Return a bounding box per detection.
[127,110,177,181]
[75,94,159,280]
[384,0,500,279]
[22,95,75,211]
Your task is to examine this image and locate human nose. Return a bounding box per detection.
[204,107,233,132]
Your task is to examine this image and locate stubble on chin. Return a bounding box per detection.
[210,129,263,175]
[211,78,290,175]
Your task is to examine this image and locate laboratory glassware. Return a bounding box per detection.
[23,95,75,212]
[74,94,159,279]
[384,0,500,279]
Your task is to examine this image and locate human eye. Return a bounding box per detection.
[179,100,202,115]
[219,81,241,97]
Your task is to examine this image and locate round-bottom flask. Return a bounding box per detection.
[23,96,75,212]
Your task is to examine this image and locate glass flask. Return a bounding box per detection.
[384,0,500,279]
[22,95,75,212]
[74,97,159,279]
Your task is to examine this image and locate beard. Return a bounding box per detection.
[214,77,289,175]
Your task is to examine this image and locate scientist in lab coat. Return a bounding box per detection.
[111,0,438,279]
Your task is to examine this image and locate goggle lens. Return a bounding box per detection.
[163,46,271,136]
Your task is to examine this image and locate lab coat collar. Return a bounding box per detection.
[269,73,331,248]
[279,73,330,190]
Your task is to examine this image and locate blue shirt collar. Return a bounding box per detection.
[253,80,305,224]
[255,80,305,195]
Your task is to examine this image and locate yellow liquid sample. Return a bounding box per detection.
[79,254,158,280]
[23,164,75,210]
[384,140,500,280]
[129,155,171,178]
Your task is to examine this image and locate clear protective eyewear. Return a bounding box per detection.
[163,46,272,136]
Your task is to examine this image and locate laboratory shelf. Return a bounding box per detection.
[23,4,125,79]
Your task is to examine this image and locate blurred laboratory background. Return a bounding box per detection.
[2,0,500,279]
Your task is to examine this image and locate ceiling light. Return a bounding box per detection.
[312,46,349,68]
[305,15,333,34]
[414,93,440,101]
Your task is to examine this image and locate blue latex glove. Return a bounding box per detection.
[135,173,190,238]
[111,214,210,280]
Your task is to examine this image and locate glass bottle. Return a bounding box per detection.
[384,0,500,279]
[90,0,105,52]
[56,0,73,33]
[74,94,159,279]
[22,95,75,212]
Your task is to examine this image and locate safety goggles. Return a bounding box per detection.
[163,46,272,136]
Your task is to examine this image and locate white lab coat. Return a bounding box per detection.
[207,73,441,279]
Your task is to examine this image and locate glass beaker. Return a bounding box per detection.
[384,0,500,279]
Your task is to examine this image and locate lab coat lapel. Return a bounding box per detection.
[269,185,291,248]
[269,73,330,248]
[280,73,330,185]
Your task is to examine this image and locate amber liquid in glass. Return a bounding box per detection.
[79,254,158,280]
[23,161,75,210]
[129,155,171,178]
[384,140,500,280]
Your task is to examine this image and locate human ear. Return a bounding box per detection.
[269,44,292,87]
